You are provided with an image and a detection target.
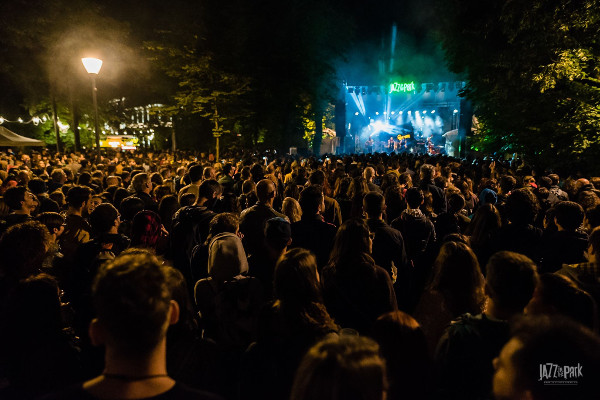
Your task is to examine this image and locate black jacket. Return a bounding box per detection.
[290,215,338,269]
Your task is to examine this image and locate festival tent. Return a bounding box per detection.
[0,126,45,147]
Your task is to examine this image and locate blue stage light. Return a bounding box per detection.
[355,112,359,116]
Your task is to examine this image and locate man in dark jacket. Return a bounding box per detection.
[239,179,286,256]
[290,185,337,269]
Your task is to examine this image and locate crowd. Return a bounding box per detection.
[0,147,599,400]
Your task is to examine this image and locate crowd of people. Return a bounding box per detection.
[0,147,599,400]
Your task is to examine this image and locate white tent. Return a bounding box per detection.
[0,126,45,147]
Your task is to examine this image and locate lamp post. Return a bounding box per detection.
[81,57,103,161]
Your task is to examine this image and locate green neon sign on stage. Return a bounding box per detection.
[390,81,416,93]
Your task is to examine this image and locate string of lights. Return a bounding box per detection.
[0,115,49,125]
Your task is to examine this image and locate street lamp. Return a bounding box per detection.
[81,57,103,160]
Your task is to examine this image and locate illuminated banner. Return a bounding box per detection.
[389,81,416,93]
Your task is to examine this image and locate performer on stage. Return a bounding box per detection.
[365,137,374,153]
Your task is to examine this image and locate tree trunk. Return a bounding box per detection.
[312,104,323,156]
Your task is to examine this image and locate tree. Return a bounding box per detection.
[436,0,600,173]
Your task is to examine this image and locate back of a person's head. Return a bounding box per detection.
[274,248,322,306]
[92,251,171,357]
[506,188,540,224]
[328,218,372,267]
[131,172,149,193]
[264,217,292,251]
[363,191,385,217]
[36,211,64,233]
[553,201,584,231]
[202,166,214,180]
[28,178,47,195]
[420,164,435,181]
[290,335,387,400]
[486,251,538,313]
[499,175,517,193]
[527,273,596,331]
[585,204,600,231]
[447,193,466,214]
[430,241,485,314]
[299,185,323,216]
[197,179,222,201]
[90,203,119,235]
[3,186,27,210]
[11,273,62,335]
[497,315,600,400]
[120,196,145,221]
[0,221,48,280]
[256,179,276,203]
[208,212,239,237]
[309,169,326,186]
[188,165,203,183]
[66,185,91,208]
[282,197,302,223]
[405,187,424,209]
[466,204,501,242]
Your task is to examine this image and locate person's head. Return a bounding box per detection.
[505,188,540,225]
[499,175,517,194]
[131,210,163,248]
[363,167,375,183]
[308,169,326,186]
[429,241,485,315]
[188,164,203,183]
[587,226,600,263]
[90,251,178,358]
[28,177,48,196]
[66,185,92,211]
[553,201,584,232]
[465,204,502,246]
[153,184,172,202]
[493,316,600,400]
[208,212,239,239]
[119,196,145,221]
[203,166,216,181]
[282,197,302,223]
[132,172,151,194]
[223,163,234,177]
[0,221,50,280]
[274,248,322,306]
[525,273,595,331]
[256,179,276,204]
[447,193,466,214]
[420,163,436,182]
[290,335,387,400]
[264,217,292,252]
[328,218,373,267]
[89,203,120,235]
[299,185,324,216]
[3,186,36,213]
[207,232,248,283]
[405,187,424,209]
[106,175,120,187]
[50,168,67,184]
[363,191,385,218]
[36,211,65,238]
[197,179,222,207]
[485,251,538,315]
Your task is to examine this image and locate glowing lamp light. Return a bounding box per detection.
[453,109,459,114]
[355,112,359,116]
[399,111,403,115]
[375,112,379,115]
[407,111,411,115]
[391,111,395,115]
[431,110,436,114]
[0,117,4,124]
[422,110,427,114]
[81,57,103,74]
[18,118,23,123]
[383,112,387,115]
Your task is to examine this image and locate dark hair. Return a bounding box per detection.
[529,274,596,331]
[405,187,424,209]
[499,175,517,194]
[208,212,239,239]
[299,185,324,216]
[0,221,49,280]
[327,218,374,268]
[112,187,130,210]
[274,248,338,333]
[465,204,501,250]
[506,316,600,400]
[119,196,145,221]
[371,311,430,399]
[188,165,203,183]
[290,335,387,400]
[92,251,171,357]
[36,212,65,233]
[429,241,486,316]
[363,191,385,217]
[197,179,222,201]
[158,195,180,233]
[3,186,27,210]
[505,188,540,225]
[553,201,584,231]
[28,177,47,195]
[89,203,119,234]
[486,251,538,313]
[153,184,172,202]
[66,185,92,208]
[180,192,196,207]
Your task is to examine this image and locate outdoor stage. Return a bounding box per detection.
[344,81,465,157]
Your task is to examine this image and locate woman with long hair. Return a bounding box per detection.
[347,176,370,218]
[465,203,502,273]
[322,219,397,334]
[414,241,486,353]
[241,248,339,400]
